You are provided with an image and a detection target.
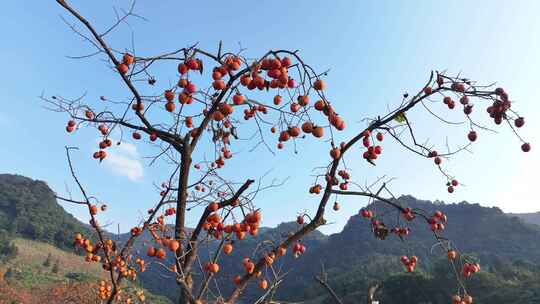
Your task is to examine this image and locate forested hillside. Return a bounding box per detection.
[0,174,92,250]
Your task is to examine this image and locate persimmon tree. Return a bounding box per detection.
[46,1,531,304]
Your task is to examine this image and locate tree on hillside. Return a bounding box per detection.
[46,1,531,303]
[0,230,16,262]
[52,258,60,274]
[43,253,53,267]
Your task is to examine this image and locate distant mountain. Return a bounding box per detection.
[273,195,540,302]
[509,212,540,226]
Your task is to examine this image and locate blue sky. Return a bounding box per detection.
[1,1,538,234]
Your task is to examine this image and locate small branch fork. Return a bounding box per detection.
[315,265,344,304]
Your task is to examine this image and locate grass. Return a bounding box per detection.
[8,238,104,278]
[0,238,104,289]
[0,238,172,303]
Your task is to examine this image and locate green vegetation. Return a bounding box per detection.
[4,265,66,289]
[51,258,60,274]
[43,252,52,267]
[0,174,92,250]
[64,271,97,282]
[288,255,540,303]
[0,229,17,261]
[2,238,104,288]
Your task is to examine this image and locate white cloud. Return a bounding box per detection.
[103,141,144,182]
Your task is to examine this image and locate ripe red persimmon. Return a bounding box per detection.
[330,148,341,159]
[178,63,188,75]
[515,117,525,128]
[168,240,180,252]
[314,100,325,111]
[281,56,292,67]
[223,243,233,255]
[312,126,324,138]
[146,246,156,257]
[302,122,313,133]
[186,58,199,70]
[155,248,166,259]
[233,93,244,105]
[208,202,219,212]
[164,90,175,102]
[468,131,477,142]
[313,79,325,90]
[273,95,282,105]
[117,64,129,74]
[122,53,134,65]
[213,80,226,90]
[279,131,290,142]
[165,102,175,112]
[85,110,94,120]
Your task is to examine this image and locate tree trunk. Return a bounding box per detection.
[178,278,193,304]
[176,140,192,303]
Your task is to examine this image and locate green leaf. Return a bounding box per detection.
[394,112,406,123]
